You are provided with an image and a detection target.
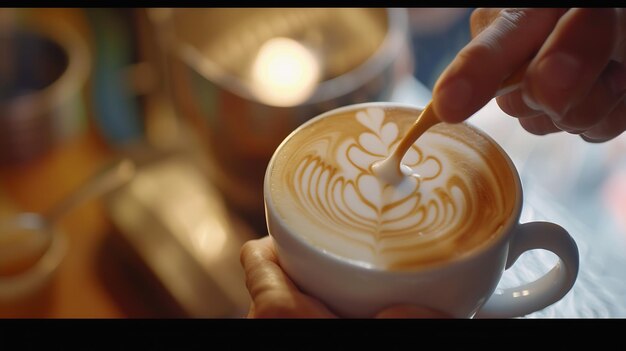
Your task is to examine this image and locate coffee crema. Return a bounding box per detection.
[268,106,517,270]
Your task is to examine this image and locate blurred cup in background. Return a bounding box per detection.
[0,8,91,166]
[148,8,413,229]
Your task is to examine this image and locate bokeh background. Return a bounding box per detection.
[1,8,625,318]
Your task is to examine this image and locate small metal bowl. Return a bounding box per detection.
[0,213,67,302]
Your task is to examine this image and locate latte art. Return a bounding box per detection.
[269,106,517,270]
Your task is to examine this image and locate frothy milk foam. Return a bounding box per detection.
[268,106,517,270]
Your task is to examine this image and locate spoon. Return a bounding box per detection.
[372,63,530,184]
[0,158,136,299]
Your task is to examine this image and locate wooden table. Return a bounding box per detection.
[0,7,190,319]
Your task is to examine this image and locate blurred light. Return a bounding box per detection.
[129,162,230,264]
[512,290,530,298]
[191,220,227,261]
[250,37,320,107]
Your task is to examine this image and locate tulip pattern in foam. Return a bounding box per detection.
[270,106,516,270]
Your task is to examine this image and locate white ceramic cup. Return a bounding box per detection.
[264,102,579,318]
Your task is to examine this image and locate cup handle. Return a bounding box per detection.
[476,221,579,318]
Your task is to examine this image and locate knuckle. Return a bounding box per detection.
[457,40,498,63]
[246,271,274,301]
[469,8,496,37]
[498,8,528,25]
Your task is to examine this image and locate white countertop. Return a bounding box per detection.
[392,76,626,317]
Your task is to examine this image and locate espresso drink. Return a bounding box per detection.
[268,105,518,270]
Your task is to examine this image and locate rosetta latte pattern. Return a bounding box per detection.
[276,107,513,269]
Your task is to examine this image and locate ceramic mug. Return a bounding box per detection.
[264,102,580,318]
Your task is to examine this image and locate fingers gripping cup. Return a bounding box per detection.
[264,103,579,318]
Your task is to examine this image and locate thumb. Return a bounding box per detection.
[375,305,450,319]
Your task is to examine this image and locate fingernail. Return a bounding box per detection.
[434,78,472,118]
[532,52,582,118]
